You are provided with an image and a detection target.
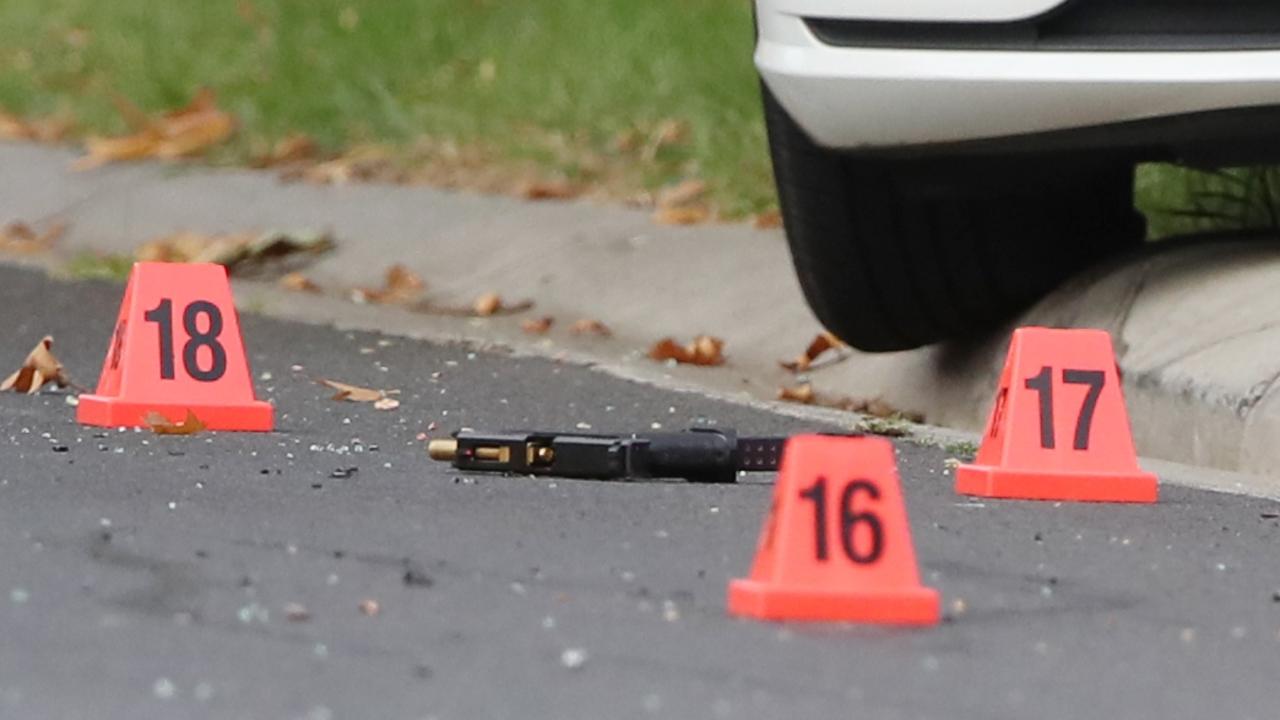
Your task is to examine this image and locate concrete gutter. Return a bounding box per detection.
[2,140,1278,482]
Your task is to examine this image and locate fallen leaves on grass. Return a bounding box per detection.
[656,179,706,209]
[135,229,333,274]
[289,144,401,185]
[518,178,578,201]
[278,272,321,293]
[145,409,206,435]
[75,88,235,170]
[753,209,783,229]
[319,378,401,409]
[2,336,70,394]
[0,110,75,143]
[569,319,611,337]
[0,221,66,254]
[614,118,689,161]
[251,133,318,168]
[653,204,711,226]
[648,335,725,366]
[521,316,554,334]
[351,264,425,304]
[779,332,848,372]
[652,178,713,226]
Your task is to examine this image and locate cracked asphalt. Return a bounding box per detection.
[0,265,1278,720]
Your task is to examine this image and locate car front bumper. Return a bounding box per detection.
[757,9,1280,153]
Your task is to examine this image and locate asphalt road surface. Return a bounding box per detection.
[0,265,1278,720]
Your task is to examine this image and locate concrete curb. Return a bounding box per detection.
[2,141,1278,484]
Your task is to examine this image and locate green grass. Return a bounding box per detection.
[63,250,133,281]
[0,1,1271,230]
[0,0,772,216]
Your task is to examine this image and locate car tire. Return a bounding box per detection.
[763,84,1146,352]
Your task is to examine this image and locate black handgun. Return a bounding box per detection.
[427,428,786,483]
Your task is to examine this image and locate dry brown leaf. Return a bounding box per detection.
[252,133,317,168]
[641,118,689,161]
[753,209,783,229]
[0,111,30,140]
[25,114,75,143]
[777,383,816,404]
[410,293,533,318]
[145,409,206,435]
[656,179,706,210]
[568,318,612,337]
[0,111,74,142]
[2,336,69,394]
[473,292,502,316]
[0,221,65,254]
[792,388,926,424]
[472,292,532,317]
[648,335,725,367]
[77,132,160,169]
[352,263,425,304]
[518,178,578,201]
[319,378,399,404]
[652,204,711,226]
[75,88,236,170]
[135,229,331,272]
[293,144,397,185]
[521,316,554,334]
[152,87,236,159]
[780,332,847,372]
[279,272,321,293]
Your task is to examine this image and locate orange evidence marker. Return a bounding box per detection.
[728,435,939,625]
[955,327,1156,503]
[76,262,274,431]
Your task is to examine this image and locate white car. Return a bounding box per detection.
[757,0,1280,350]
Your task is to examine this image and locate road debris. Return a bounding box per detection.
[569,318,611,337]
[402,561,434,588]
[351,264,425,304]
[779,332,847,372]
[284,602,311,622]
[0,221,66,254]
[145,410,207,436]
[473,292,530,317]
[2,336,71,394]
[521,316,554,334]
[560,647,589,670]
[135,228,333,275]
[358,599,380,616]
[279,272,322,293]
[318,378,401,406]
[776,383,815,404]
[648,335,725,366]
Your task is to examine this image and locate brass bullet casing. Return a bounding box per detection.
[427,439,458,461]
[527,445,555,466]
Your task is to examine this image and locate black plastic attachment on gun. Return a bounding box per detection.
[428,428,785,483]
